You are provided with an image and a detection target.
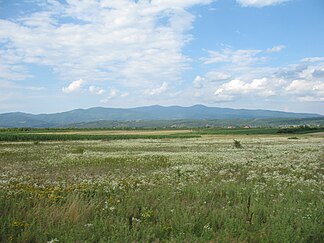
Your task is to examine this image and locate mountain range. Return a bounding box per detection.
[0,105,322,128]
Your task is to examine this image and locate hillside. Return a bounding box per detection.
[0,105,322,128]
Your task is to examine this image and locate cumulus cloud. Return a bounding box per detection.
[100,89,119,103]
[193,76,205,88]
[312,68,324,78]
[285,80,324,101]
[214,78,275,98]
[62,79,85,93]
[145,82,168,96]
[313,83,324,94]
[266,45,286,53]
[285,80,313,93]
[0,0,212,90]
[193,72,231,89]
[236,0,290,7]
[89,86,105,95]
[196,45,324,105]
[100,88,130,103]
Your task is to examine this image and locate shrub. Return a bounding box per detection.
[233,139,242,148]
[288,137,299,140]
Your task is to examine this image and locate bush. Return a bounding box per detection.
[233,139,242,148]
[288,137,299,140]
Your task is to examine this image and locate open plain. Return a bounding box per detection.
[0,132,323,242]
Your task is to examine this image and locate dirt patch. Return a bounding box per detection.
[306,132,324,137]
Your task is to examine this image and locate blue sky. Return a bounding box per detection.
[0,0,323,114]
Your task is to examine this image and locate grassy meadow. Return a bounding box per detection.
[0,130,323,242]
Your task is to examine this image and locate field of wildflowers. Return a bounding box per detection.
[0,134,323,242]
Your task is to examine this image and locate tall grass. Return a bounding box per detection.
[0,136,323,242]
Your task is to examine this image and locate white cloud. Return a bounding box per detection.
[120,92,129,98]
[0,80,44,91]
[266,45,286,53]
[109,88,118,97]
[62,79,85,93]
[312,68,324,79]
[297,96,324,102]
[285,80,324,102]
[285,80,312,93]
[202,45,285,66]
[0,0,212,89]
[202,48,263,65]
[195,45,324,105]
[89,86,105,95]
[193,72,231,90]
[281,64,324,102]
[214,78,275,98]
[301,57,324,63]
[145,82,168,96]
[0,49,33,81]
[313,83,324,94]
[237,0,290,7]
[151,0,213,9]
[212,90,234,101]
[205,71,231,81]
[193,75,205,88]
[100,88,129,103]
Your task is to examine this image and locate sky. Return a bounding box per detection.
[0,0,323,114]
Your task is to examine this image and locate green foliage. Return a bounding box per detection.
[1,116,324,130]
[233,139,242,148]
[0,132,199,142]
[66,117,324,129]
[194,127,279,135]
[288,137,299,140]
[277,125,324,134]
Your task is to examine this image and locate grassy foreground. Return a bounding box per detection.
[0,134,323,242]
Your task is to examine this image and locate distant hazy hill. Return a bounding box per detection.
[0,105,322,128]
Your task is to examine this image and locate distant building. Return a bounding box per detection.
[227,126,235,129]
[244,125,251,129]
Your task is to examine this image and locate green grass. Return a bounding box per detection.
[0,135,323,242]
[0,127,275,142]
[277,126,324,134]
[1,126,323,142]
[0,132,199,142]
[193,126,324,135]
[193,127,279,135]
